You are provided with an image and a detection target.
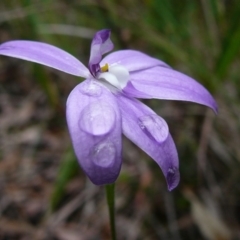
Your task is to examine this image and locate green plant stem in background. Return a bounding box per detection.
[105,183,116,240]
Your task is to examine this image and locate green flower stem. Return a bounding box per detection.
[105,183,116,240]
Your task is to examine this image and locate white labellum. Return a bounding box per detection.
[98,64,129,90]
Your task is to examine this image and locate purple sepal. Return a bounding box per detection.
[0,40,89,77]
[88,29,114,77]
[101,50,171,72]
[130,66,218,113]
[66,80,122,185]
[117,94,179,191]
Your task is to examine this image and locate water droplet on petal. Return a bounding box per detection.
[166,167,180,191]
[79,102,115,135]
[80,81,102,96]
[91,142,116,167]
[138,114,169,143]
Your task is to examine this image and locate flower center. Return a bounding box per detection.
[100,63,109,72]
[97,64,129,90]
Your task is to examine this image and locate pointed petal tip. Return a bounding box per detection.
[213,101,218,115]
[166,166,180,191]
[205,97,218,115]
[205,92,218,114]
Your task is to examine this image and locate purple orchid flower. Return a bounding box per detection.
[0,29,217,190]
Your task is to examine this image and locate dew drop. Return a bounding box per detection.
[138,114,169,143]
[91,142,116,167]
[166,167,180,191]
[79,102,115,136]
[80,81,102,96]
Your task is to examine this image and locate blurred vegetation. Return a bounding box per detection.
[0,0,240,239]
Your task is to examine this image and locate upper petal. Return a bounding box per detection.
[116,94,179,191]
[101,50,170,72]
[89,29,114,76]
[130,66,218,113]
[66,80,122,185]
[0,40,89,77]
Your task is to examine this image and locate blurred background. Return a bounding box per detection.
[0,0,240,239]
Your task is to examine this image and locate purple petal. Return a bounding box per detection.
[89,29,114,76]
[101,50,170,72]
[117,94,179,191]
[130,67,218,113]
[0,40,89,77]
[66,80,122,185]
[122,81,152,98]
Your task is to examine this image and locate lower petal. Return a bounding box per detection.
[66,80,122,185]
[117,94,180,191]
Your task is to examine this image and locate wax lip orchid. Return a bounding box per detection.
[0,29,217,191]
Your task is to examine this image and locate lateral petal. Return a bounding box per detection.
[101,50,170,72]
[66,80,122,185]
[117,94,179,191]
[130,66,218,113]
[0,40,89,77]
